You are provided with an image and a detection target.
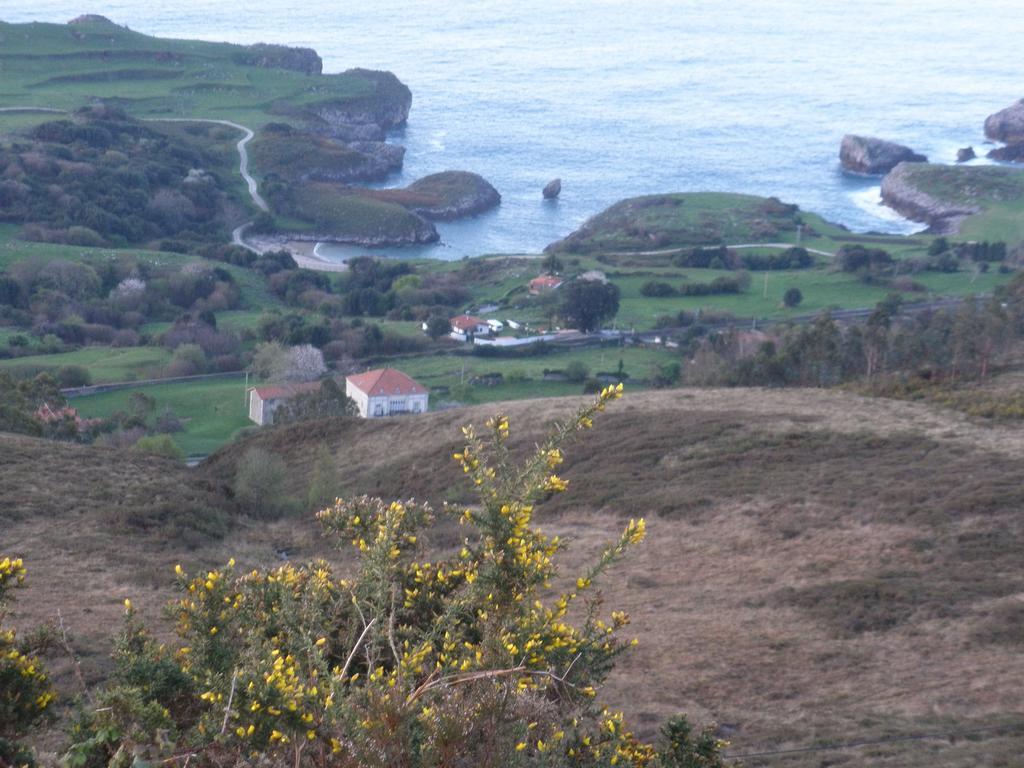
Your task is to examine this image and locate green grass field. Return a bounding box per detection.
[392,345,668,400]
[612,266,1010,329]
[0,345,173,382]
[72,375,251,455]
[0,18,392,129]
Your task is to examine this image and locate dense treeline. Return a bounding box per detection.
[672,245,814,271]
[679,273,1024,388]
[641,274,748,298]
[0,107,234,248]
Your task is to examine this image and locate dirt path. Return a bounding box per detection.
[607,242,835,258]
[140,117,268,212]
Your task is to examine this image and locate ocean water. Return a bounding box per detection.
[4,0,1023,261]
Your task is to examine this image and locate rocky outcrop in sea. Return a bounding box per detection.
[880,162,979,234]
[956,146,976,163]
[984,99,1024,144]
[543,178,562,199]
[404,171,501,220]
[840,135,927,175]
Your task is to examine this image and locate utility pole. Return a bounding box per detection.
[244,370,249,407]
[763,273,769,299]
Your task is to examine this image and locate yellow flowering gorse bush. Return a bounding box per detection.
[0,557,55,766]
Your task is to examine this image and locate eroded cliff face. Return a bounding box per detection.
[880,162,979,234]
[305,142,407,183]
[840,135,927,175]
[256,224,439,247]
[308,69,413,141]
[237,43,323,75]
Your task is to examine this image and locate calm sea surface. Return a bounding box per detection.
[4,1,1023,261]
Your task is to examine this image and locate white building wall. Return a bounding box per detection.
[362,393,429,418]
[346,380,371,418]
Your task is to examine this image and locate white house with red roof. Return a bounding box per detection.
[345,368,428,418]
[248,381,322,426]
[449,314,490,341]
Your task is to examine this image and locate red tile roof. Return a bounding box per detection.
[346,368,427,397]
[251,381,322,401]
[450,314,487,331]
[529,275,563,290]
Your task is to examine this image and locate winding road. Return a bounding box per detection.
[144,118,268,212]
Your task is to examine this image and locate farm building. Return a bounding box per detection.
[248,381,322,426]
[345,368,428,418]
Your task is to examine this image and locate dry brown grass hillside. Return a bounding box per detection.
[4,388,1024,766]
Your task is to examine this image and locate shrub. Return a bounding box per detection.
[0,558,55,765]
[641,281,678,298]
[307,444,344,511]
[782,287,803,308]
[565,359,590,383]
[233,447,294,519]
[56,365,92,388]
[133,434,185,461]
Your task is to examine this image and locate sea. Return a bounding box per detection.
[3,0,1023,262]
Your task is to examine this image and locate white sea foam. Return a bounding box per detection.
[848,187,927,235]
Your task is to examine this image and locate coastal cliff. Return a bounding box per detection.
[880,163,980,233]
[303,69,413,141]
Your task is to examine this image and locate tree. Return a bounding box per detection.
[233,447,293,519]
[560,279,620,331]
[307,444,344,511]
[273,378,356,425]
[564,359,590,383]
[283,344,327,382]
[928,237,950,256]
[425,313,452,340]
[782,287,803,308]
[252,342,327,383]
[541,251,563,275]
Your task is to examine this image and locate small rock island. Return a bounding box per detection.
[839,134,927,175]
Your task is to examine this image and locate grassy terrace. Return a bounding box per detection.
[0,346,173,382]
[0,18,386,129]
